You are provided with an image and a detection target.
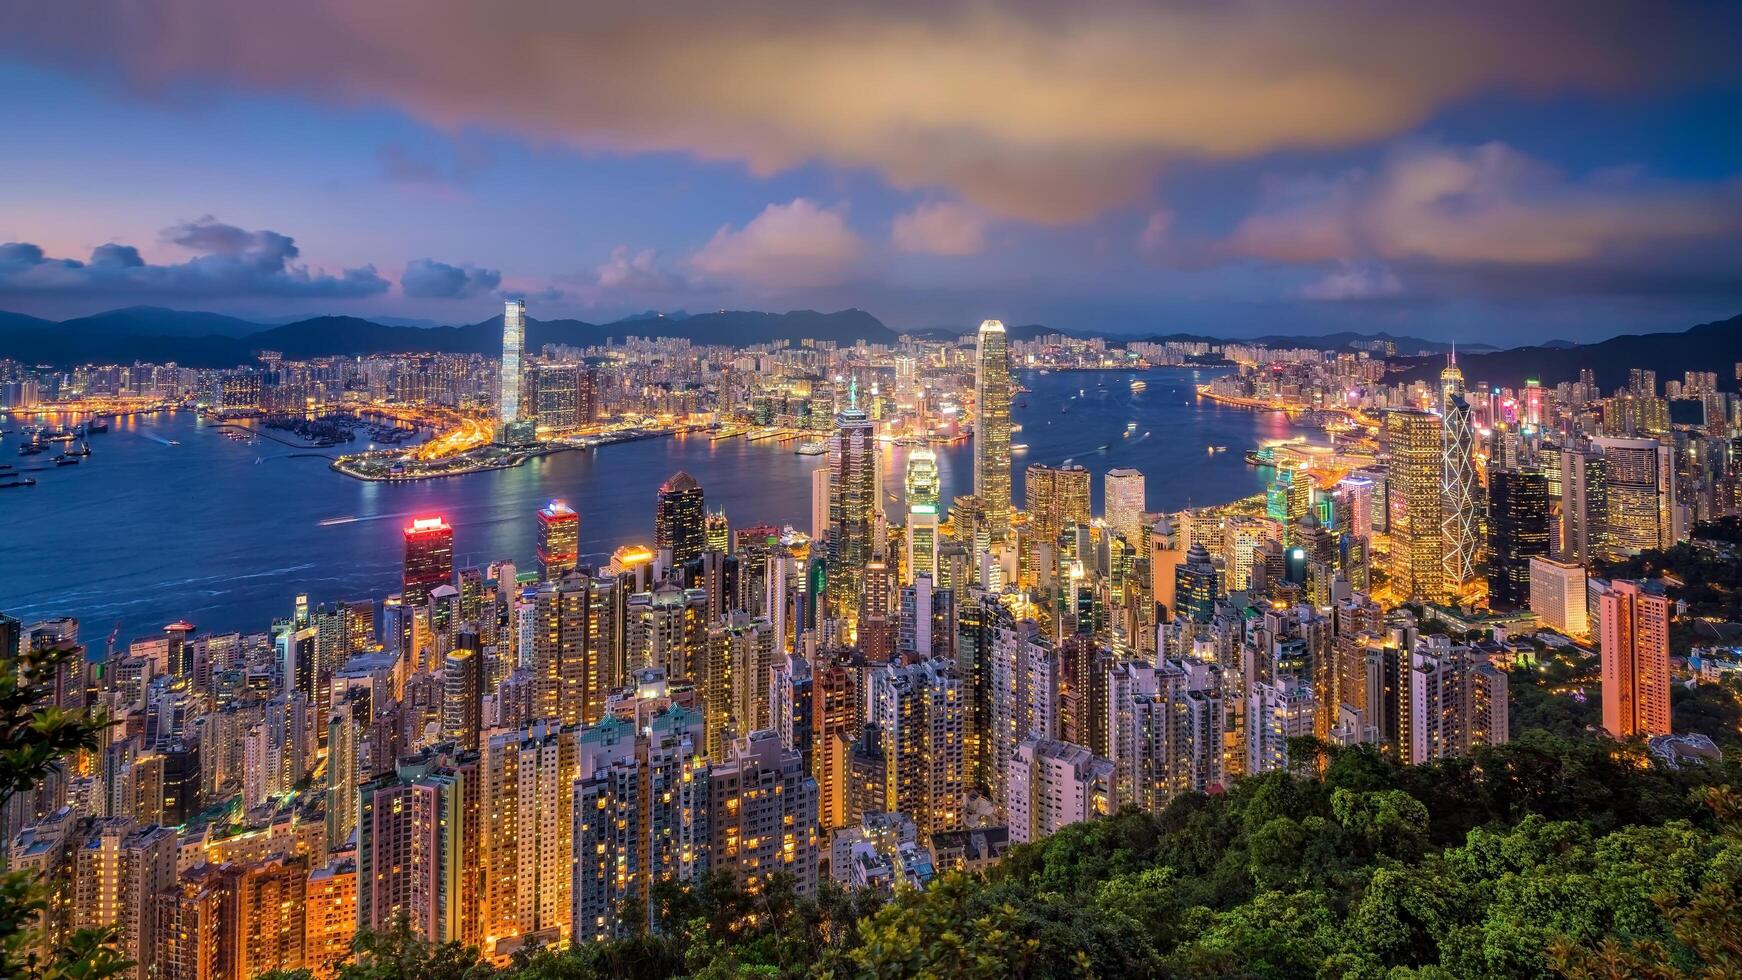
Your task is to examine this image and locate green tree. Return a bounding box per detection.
[0,640,124,980]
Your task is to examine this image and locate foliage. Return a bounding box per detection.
[0,641,123,980]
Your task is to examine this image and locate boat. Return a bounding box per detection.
[1012,443,1030,454]
[1130,380,1147,391]
[1211,446,1227,453]
[0,477,36,488]
[71,440,91,457]
[794,441,827,456]
[87,418,109,433]
[167,440,181,446]
[1126,422,1138,431]
[55,455,80,466]
[17,443,43,456]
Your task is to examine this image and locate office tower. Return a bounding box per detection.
[1559,449,1608,562]
[975,319,1013,542]
[987,619,1059,811]
[655,471,706,564]
[1487,470,1551,609]
[1173,542,1218,623]
[1007,738,1115,844]
[1150,516,1181,620]
[236,854,308,978]
[533,363,580,431]
[905,447,940,508]
[868,658,966,837]
[1441,394,1481,591]
[442,628,484,750]
[501,298,525,423]
[1593,437,1677,555]
[1024,463,1090,585]
[402,516,454,607]
[305,859,357,980]
[1266,469,1312,542]
[481,721,578,953]
[532,575,616,727]
[536,500,580,580]
[907,500,939,585]
[73,819,176,980]
[705,730,821,896]
[1384,408,1444,603]
[811,466,831,541]
[1529,557,1590,636]
[571,706,706,942]
[705,508,731,553]
[1599,580,1672,739]
[827,386,878,631]
[1104,468,1146,545]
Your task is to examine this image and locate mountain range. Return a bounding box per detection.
[0,305,1737,385]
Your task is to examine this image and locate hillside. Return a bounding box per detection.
[0,306,899,366]
[1391,313,1742,389]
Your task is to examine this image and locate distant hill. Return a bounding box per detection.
[1135,330,1498,356]
[1390,313,1742,389]
[0,306,901,366]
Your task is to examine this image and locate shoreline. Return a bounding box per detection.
[327,427,685,482]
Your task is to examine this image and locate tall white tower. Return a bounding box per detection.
[974,319,1012,543]
[501,299,526,423]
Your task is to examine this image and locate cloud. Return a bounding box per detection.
[596,246,685,292]
[377,140,492,186]
[0,217,388,300]
[6,2,1734,222]
[400,258,501,298]
[1136,209,1173,256]
[891,202,986,256]
[1224,141,1742,267]
[1298,263,1404,301]
[690,199,864,290]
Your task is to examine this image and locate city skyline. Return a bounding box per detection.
[1,3,1740,341]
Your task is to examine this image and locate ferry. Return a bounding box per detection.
[54,455,80,466]
[794,441,828,456]
[0,477,36,489]
[17,442,43,456]
[1126,421,1138,431]
[1130,380,1148,391]
[1012,443,1030,454]
[70,440,91,457]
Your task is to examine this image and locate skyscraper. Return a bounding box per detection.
[1593,437,1677,556]
[501,299,525,423]
[1104,468,1146,545]
[1599,580,1672,739]
[536,500,580,581]
[1487,470,1550,609]
[1441,393,1481,592]
[1383,409,1443,603]
[827,385,877,631]
[905,447,940,508]
[1173,542,1217,623]
[1529,557,1589,636]
[1006,739,1115,845]
[402,516,453,607]
[974,319,1013,543]
[655,471,706,564]
[1023,462,1090,586]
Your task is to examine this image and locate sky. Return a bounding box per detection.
[1,1,1740,343]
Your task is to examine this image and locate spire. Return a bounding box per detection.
[1449,342,1456,366]
[848,376,858,409]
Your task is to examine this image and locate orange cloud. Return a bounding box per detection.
[691,199,865,290]
[6,1,1733,222]
[892,202,987,256]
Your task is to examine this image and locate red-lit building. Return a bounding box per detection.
[403,517,453,606]
[535,501,579,581]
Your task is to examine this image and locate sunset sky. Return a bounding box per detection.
[2,1,1740,341]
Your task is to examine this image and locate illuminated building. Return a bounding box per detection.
[826,384,877,630]
[533,363,579,431]
[1007,738,1115,845]
[869,658,966,838]
[402,516,454,607]
[811,655,860,830]
[704,729,821,896]
[700,613,776,756]
[532,575,616,727]
[1173,542,1218,623]
[236,853,308,978]
[1441,392,1481,590]
[1486,470,1550,609]
[974,319,1013,543]
[1383,409,1444,603]
[1599,580,1672,739]
[1529,557,1589,636]
[570,706,706,942]
[811,466,830,541]
[73,819,176,979]
[357,752,474,944]
[905,447,941,584]
[626,582,707,684]
[1107,659,1221,812]
[655,471,706,564]
[535,501,580,581]
[1150,516,1181,621]
[1559,449,1608,563]
[1265,469,1312,543]
[1023,463,1090,587]
[499,298,525,427]
[442,628,484,750]
[705,508,731,553]
[158,862,234,980]
[1593,437,1678,556]
[905,447,939,508]
[481,721,579,953]
[1104,468,1146,545]
[987,619,1058,813]
[1245,677,1316,774]
[304,859,357,980]
[1406,639,1509,763]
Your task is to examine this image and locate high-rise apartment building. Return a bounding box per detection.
[868,658,966,837]
[704,730,821,897]
[1006,738,1115,845]
[1599,580,1672,738]
[974,320,1013,543]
